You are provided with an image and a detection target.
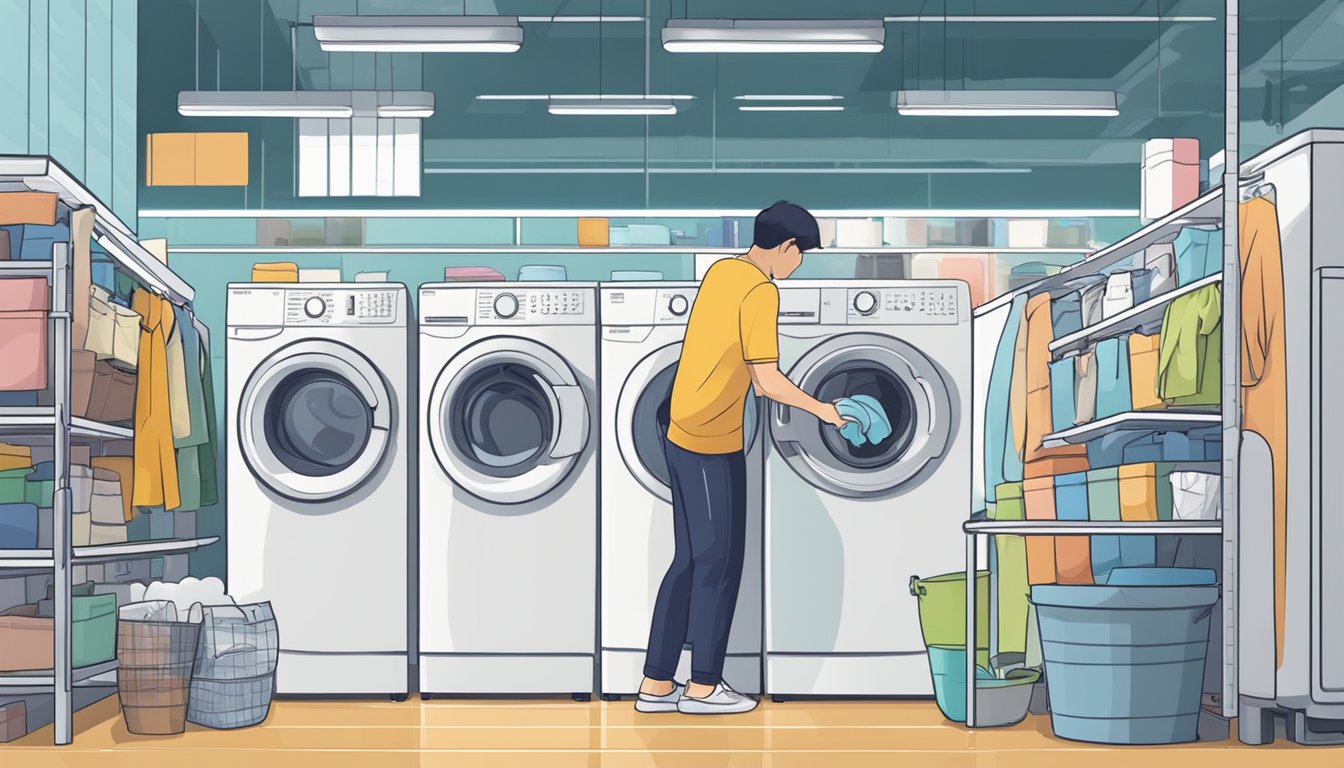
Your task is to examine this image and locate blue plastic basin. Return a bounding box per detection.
[1031,583,1219,744]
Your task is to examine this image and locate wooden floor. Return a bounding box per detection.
[6,696,1342,767]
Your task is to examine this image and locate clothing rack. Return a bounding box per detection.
[0,157,216,746]
[964,128,1344,732]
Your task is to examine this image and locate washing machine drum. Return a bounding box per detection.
[238,340,392,502]
[770,333,955,498]
[430,338,590,505]
[617,342,760,504]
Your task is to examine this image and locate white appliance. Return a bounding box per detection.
[418,282,598,696]
[765,280,972,697]
[226,283,412,696]
[598,283,764,696]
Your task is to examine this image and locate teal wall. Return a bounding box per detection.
[0,0,138,226]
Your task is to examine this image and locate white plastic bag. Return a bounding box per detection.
[1170,472,1221,520]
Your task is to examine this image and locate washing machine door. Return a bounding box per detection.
[238,339,392,502]
[771,332,953,498]
[617,342,760,503]
[429,337,590,505]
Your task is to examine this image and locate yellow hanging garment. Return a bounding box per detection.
[131,291,180,510]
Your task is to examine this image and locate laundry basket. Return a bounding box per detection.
[188,602,279,729]
[116,601,202,735]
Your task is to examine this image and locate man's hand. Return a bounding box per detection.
[749,363,851,429]
[814,402,849,429]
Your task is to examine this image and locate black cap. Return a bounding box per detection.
[753,200,822,252]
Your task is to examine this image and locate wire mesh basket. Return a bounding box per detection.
[116,601,202,735]
[187,602,279,729]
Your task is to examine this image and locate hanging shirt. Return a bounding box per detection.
[1172,226,1224,286]
[164,306,192,442]
[984,294,1027,505]
[1014,292,1089,468]
[195,319,219,508]
[1156,285,1222,406]
[131,290,181,510]
[1240,196,1288,668]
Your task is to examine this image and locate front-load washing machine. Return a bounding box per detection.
[598,283,764,696]
[226,283,412,696]
[419,282,598,696]
[765,280,971,697]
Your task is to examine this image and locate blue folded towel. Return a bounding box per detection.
[836,395,893,447]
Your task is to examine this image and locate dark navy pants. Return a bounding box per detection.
[643,437,747,686]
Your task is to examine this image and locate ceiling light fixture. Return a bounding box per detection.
[478,94,693,101]
[548,98,677,116]
[894,90,1119,117]
[884,15,1216,23]
[178,91,354,118]
[734,94,844,101]
[738,105,845,112]
[662,19,885,53]
[179,90,436,119]
[312,15,523,52]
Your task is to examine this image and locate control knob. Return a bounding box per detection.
[303,296,326,319]
[852,290,879,316]
[668,294,690,317]
[494,292,520,319]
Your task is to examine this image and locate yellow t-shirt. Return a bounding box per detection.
[667,259,779,454]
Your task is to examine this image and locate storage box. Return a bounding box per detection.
[1118,463,1175,521]
[1142,138,1200,222]
[578,217,610,247]
[250,262,298,283]
[1054,472,1089,521]
[0,502,38,548]
[0,701,26,743]
[883,217,928,248]
[834,219,883,248]
[0,594,117,671]
[1128,333,1164,411]
[298,268,341,283]
[0,467,30,504]
[1007,219,1049,248]
[0,191,59,226]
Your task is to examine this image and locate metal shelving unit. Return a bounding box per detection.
[1048,273,1223,356]
[0,156,202,745]
[1041,412,1222,449]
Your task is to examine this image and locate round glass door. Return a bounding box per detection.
[618,343,760,503]
[239,340,391,501]
[770,333,954,498]
[429,337,590,505]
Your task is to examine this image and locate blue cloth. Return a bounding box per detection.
[1172,227,1223,286]
[985,294,1029,503]
[1094,336,1132,419]
[645,437,747,686]
[836,395,892,447]
[17,222,71,261]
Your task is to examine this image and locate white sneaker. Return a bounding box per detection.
[677,683,758,715]
[634,681,685,714]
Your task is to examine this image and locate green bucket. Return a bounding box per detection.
[910,571,991,652]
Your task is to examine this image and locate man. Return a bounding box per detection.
[637,201,848,715]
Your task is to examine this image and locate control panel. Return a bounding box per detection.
[284,289,401,325]
[775,282,966,326]
[601,286,699,326]
[228,286,405,327]
[847,286,961,323]
[422,286,597,326]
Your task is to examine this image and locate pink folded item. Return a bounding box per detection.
[0,277,49,312]
[443,266,506,282]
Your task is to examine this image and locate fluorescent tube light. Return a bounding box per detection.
[662,19,885,53]
[894,90,1118,117]
[477,94,694,101]
[884,15,1216,23]
[548,99,677,116]
[734,94,844,101]
[313,15,523,52]
[738,105,845,112]
[180,90,436,119]
[178,91,354,118]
